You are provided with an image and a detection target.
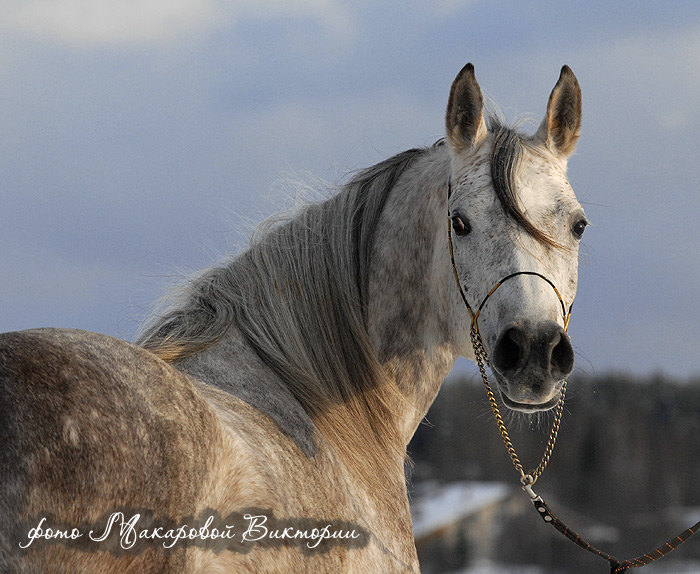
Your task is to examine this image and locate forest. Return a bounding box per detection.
[408,373,700,572]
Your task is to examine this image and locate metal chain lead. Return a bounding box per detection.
[470,323,567,485]
[448,186,569,486]
[449,180,700,571]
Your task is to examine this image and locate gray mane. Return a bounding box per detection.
[136,122,548,424]
[136,145,434,455]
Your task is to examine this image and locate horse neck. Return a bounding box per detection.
[366,148,461,443]
[164,145,459,480]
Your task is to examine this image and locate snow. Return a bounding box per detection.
[450,559,546,573]
[410,481,511,540]
[639,561,700,573]
[680,507,700,525]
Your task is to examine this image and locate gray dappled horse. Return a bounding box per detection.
[1,63,585,572]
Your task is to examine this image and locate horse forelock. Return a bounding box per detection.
[488,116,562,249]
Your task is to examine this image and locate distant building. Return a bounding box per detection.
[411,481,619,573]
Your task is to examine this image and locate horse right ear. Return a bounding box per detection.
[534,65,582,158]
[446,63,488,154]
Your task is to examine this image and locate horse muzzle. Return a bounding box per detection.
[490,320,574,412]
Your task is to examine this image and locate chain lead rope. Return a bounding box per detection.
[447,181,699,572]
[470,324,567,484]
[447,216,569,485]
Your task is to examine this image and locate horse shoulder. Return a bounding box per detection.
[175,332,378,517]
[189,381,419,573]
[190,369,352,516]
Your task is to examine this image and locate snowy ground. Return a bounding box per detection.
[451,559,700,573]
[452,561,547,573]
[411,481,700,573]
[410,480,510,540]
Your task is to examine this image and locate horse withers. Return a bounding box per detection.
[0,63,585,572]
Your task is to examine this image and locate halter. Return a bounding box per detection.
[447,177,571,484]
[447,178,699,572]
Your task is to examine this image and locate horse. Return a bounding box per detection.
[0,62,585,572]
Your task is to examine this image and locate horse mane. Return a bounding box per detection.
[137,146,429,364]
[136,123,550,477]
[136,120,550,370]
[136,145,434,478]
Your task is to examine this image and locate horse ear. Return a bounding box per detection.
[446,63,487,153]
[535,65,582,158]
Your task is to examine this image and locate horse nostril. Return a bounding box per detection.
[492,326,528,375]
[550,329,574,379]
[493,322,574,381]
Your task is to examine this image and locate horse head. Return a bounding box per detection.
[446,63,586,412]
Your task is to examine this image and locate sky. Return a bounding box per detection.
[1,1,699,379]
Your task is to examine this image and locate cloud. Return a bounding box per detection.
[0,0,220,46]
[555,23,700,136]
[0,0,356,48]
[1,1,698,377]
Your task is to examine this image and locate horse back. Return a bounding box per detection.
[0,328,220,572]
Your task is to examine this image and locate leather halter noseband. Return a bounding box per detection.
[447,178,572,333]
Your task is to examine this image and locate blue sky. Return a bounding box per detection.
[1,1,699,378]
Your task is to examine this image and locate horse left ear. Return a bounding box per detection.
[534,66,582,158]
[446,63,488,154]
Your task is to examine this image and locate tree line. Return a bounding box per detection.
[408,372,700,571]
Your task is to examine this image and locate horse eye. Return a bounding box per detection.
[451,215,471,236]
[572,219,587,239]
